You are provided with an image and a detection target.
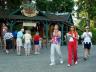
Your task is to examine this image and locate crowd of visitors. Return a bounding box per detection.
[0,23,92,67]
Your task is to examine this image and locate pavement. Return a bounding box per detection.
[0,45,96,72]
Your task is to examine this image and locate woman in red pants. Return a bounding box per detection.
[66,26,79,67]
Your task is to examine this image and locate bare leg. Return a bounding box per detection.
[88,49,90,56]
[35,45,38,54]
[25,48,27,56]
[84,48,88,60]
[37,45,40,54]
[17,46,21,55]
[16,46,19,55]
[28,48,30,55]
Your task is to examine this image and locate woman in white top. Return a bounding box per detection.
[23,30,32,56]
[81,26,92,60]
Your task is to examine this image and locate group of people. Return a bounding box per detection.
[1,23,92,67]
[49,24,92,67]
[2,27,41,56]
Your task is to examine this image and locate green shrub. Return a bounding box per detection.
[91,28,96,44]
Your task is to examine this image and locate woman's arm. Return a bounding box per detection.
[73,32,79,40]
[88,32,92,38]
[81,32,85,39]
[58,31,61,37]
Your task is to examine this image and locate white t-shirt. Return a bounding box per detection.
[66,33,74,42]
[81,32,92,43]
[23,33,32,43]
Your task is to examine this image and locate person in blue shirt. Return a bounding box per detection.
[12,30,17,39]
[12,30,17,49]
[16,28,24,55]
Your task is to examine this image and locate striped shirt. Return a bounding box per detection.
[4,32,13,40]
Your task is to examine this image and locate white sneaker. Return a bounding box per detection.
[75,61,78,65]
[6,50,9,54]
[67,64,71,67]
[25,54,28,56]
[88,54,90,57]
[17,54,21,56]
[60,60,63,64]
[34,52,38,54]
[49,63,55,66]
[17,52,21,56]
[37,52,40,54]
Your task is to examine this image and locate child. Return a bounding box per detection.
[33,32,41,54]
[23,30,32,56]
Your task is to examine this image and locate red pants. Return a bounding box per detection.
[68,41,78,64]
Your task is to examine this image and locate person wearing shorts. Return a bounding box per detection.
[81,26,92,60]
[16,28,24,55]
[23,30,32,56]
[33,32,41,54]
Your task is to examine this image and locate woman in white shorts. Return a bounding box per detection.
[16,29,24,55]
[23,30,32,56]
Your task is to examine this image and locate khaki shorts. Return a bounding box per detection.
[16,38,22,46]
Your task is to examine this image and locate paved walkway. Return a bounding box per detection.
[0,45,96,72]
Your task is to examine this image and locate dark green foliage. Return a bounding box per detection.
[91,28,96,44]
[36,0,74,12]
[7,0,22,9]
[7,0,74,13]
[77,0,96,19]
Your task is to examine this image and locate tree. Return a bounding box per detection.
[7,0,22,9]
[77,0,96,44]
[5,0,74,13]
[36,0,74,13]
[77,0,96,19]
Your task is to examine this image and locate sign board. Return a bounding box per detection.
[23,22,36,27]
